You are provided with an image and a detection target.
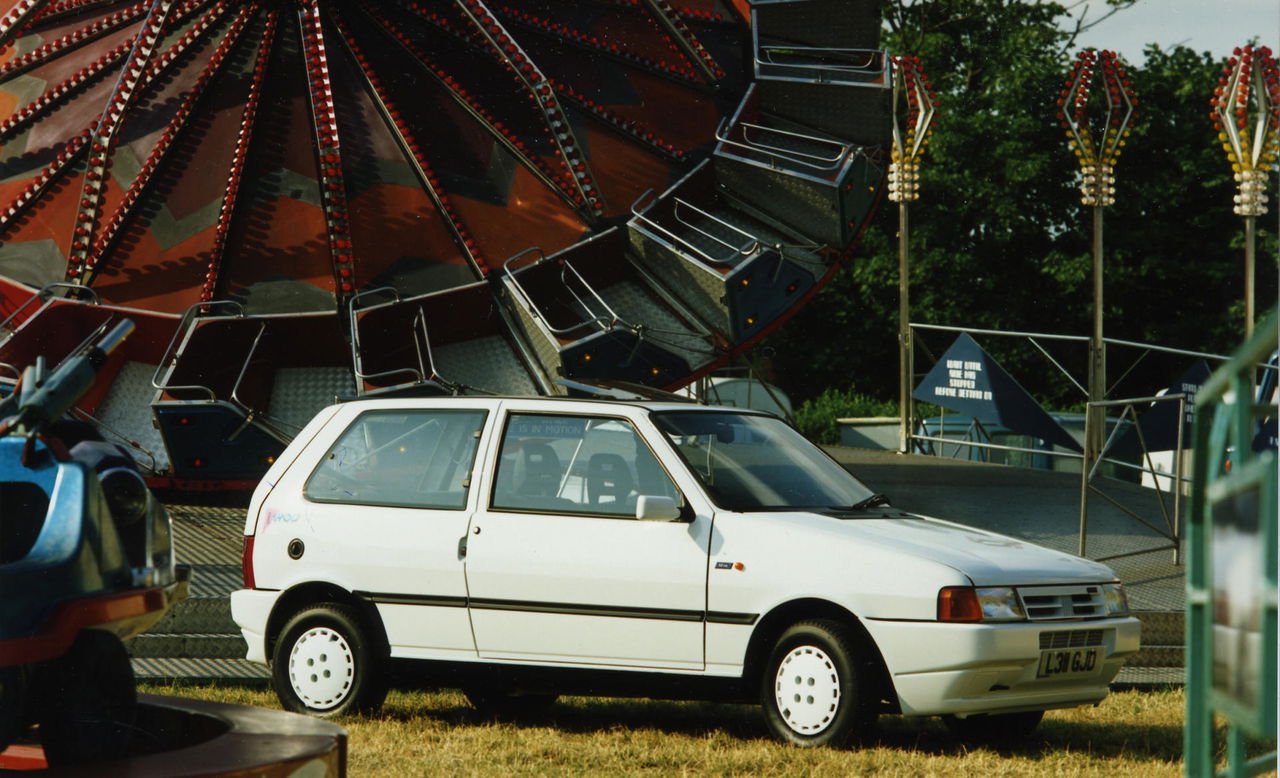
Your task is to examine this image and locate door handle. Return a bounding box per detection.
[457,535,468,560]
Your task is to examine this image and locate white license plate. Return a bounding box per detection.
[1036,647,1102,678]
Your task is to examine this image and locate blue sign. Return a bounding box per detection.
[1107,359,1211,456]
[914,333,1081,452]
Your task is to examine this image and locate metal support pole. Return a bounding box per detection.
[888,54,936,453]
[1087,203,1106,461]
[1173,395,1184,566]
[898,202,911,453]
[1078,404,1091,558]
[1244,214,1256,340]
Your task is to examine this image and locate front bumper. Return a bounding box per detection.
[0,570,190,668]
[863,616,1141,717]
[229,588,281,665]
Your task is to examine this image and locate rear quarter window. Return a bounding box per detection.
[305,409,487,509]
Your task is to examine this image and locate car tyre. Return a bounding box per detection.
[38,630,137,766]
[760,619,875,747]
[272,603,387,718]
[943,710,1045,744]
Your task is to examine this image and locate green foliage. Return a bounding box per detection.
[768,0,1277,409]
[793,387,897,444]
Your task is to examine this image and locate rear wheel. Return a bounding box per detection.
[38,630,137,766]
[272,603,386,718]
[759,619,875,747]
[943,710,1045,744]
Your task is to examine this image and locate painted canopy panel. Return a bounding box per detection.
[0,0,755,313]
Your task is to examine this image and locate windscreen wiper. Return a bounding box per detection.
[849,493,890,510]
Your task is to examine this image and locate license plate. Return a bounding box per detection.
[1036,647,1102,678]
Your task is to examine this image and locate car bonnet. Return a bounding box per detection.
[799,510,1118,587]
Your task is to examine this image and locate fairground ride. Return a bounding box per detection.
[0,0,889,489]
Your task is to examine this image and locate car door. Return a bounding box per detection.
[463,405,711,670]
[297,403,489,659]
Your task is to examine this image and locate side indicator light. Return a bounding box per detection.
[937,586,983,622]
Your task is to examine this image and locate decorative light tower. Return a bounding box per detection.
[890,54,938,453]
[1210,44,1280,339]
[1057,49,1137,459]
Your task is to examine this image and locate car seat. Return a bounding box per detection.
[587,453,633,505]
[516,443,562,497]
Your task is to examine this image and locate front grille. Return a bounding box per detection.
[1017,584,1107,621]
[1039,629,1105,650]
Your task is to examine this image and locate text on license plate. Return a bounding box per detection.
[1036,647,1102,678]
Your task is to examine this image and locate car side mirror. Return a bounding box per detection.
[635,495,681,522]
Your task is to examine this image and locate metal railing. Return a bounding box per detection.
[1078,394,1187,564]
[754,44,889,84]
[631,189,765,267]
[503,247,632,337]
[348,285,497,396]
[715,118,852,173]
[0,282,100,335]
[907,321,1277,563]
[152,300,246,401]
[0,282,104,376]
[349,286,423,388]
[151,300,296,444]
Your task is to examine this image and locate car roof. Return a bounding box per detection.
[335,394,770,416]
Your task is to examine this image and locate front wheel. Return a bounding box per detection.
[272,603,386,718]
[759,619,875,747]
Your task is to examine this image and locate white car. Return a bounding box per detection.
[231,396,1139,746]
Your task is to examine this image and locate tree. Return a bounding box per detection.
[767,0,1276,407]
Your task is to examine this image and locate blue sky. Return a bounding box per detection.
[1072,0,1278,63]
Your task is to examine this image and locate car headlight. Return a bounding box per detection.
[1102,583,1130,616]
[977,587,1027,621]
[937,586,1027,622]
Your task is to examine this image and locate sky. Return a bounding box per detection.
[1072,0,1278,63]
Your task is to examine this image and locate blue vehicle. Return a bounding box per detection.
[0,320,188,766]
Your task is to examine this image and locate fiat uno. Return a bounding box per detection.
[231,396,1139,746]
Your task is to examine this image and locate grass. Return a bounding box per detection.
[137,684,1276,776]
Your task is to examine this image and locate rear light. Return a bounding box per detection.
[242,535,255,589]
[937,586,983,622]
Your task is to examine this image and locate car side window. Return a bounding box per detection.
[492,413,680,517]
[305,409,487,509]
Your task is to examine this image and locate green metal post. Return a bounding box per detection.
[1184,311,1278,777]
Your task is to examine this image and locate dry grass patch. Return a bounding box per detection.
[139,684,1274,777]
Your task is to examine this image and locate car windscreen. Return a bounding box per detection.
[652,411,876,511]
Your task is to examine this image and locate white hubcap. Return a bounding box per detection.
[288,626,355,710]
[773,644,841,735]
